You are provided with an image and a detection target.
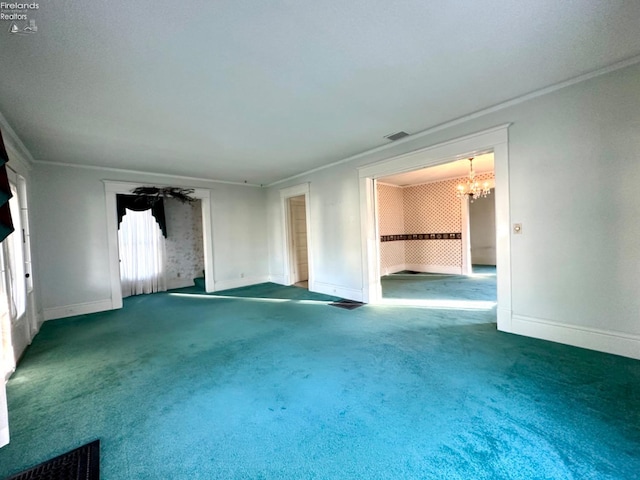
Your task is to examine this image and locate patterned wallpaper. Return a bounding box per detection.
[377,183,405,271]
[377,172,494,271]
[164,198,205,289]
[377,183,405,235]
[404,177,463,267]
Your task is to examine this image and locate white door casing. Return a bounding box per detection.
[358,124,512,331]
[279,183,313,289]
[104,181,215,309]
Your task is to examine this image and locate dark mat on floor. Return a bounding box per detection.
[329,299,365,310]
[5,440,99,480]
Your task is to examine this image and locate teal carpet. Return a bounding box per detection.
[382,265,497,301]
[1,281,639,479]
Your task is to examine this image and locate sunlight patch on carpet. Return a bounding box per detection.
[378,298,497,310]
[168,293,332,305]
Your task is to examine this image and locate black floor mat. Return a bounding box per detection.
[329,299,365,310]
[5,440,100,480]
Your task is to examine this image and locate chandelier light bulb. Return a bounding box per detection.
[456,158,491,202]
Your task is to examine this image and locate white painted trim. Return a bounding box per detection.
[267,54,640,188]
[314,281,362,302]
[35,160,262,188]
[0,110,35,167]
[511,314,640,360]
[380,263,405,276]
[198,190,215,294]
[5,144,32,176]
[213,275,270,292]
[279,183,314,290]
[103,181,216,311]
[360,177,379,304]
[460,197,472,275]
[404,264,463,275]
[390,170,496,190]
[375,181,403,188]
[0,382,8,448]
[492,142,512,332]
[268,274,287,285]
[359,124,510,180]
[0,425,8,449]
[167,278,197,290]
[104,184,122,309]
[359,125,511,327]
[44,299,113,321]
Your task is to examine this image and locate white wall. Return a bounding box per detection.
[267,167,364,300]
[267,62,640,359]
[32,165,268,317]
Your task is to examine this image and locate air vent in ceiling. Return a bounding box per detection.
[384,131,410,141]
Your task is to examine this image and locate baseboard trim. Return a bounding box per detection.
[268,274,287,285]
[380,264,405,276]
[404,264,462,275]
[44,299,114,321]
[511,314,640,360]
[314,281,363,302]
[167,279,196,290]
[214,275,270,292]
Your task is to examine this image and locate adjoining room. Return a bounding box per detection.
[376,154,496,307]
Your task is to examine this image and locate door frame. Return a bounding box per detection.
[358,124,513,332]
[280,183,313,289]
[104,181,215,309]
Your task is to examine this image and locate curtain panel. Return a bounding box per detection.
[116,194,167,237]
[0,130,14,243]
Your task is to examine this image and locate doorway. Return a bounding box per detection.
[104,182,215,310]
[375,154,495,302]
[280,183,313,290]
[469,188,496,268]
[288,195,309,288]
[358,125,512,331]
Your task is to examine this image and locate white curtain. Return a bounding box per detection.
[118,208,167,297]
[4,185,25,320]
[0,183,25,380]
[0,247,15,380]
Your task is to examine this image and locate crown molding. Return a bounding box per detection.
[32,160,262,187]
[266,53,640,188]
[0,110,35,170]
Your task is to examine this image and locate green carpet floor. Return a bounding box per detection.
[382,265,497,301]
[0,281,639,479]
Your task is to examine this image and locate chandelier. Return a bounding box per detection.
[456,157,491,202]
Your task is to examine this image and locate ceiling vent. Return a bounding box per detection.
[384,131,410,141]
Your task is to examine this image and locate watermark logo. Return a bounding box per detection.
[1,2,39,34]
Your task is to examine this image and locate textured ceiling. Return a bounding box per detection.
[1,1,639,185]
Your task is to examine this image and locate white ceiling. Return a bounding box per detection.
[1,1,640,185]
[379,153,494,187]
